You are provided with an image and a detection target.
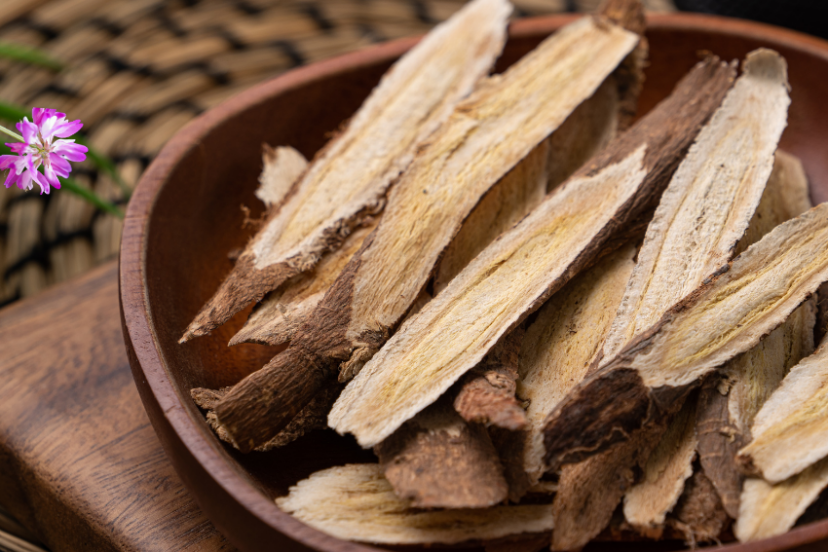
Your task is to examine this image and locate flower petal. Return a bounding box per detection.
[15,170,32,192]
[32,108,58,127]
[0,155,17,170]
[51,119,83,139]
[3,168,18,189]
[16,119,37,145]
[43,165,60,191]
[6,142,28,154]
[48,153,72,178]
[52,140,87,162]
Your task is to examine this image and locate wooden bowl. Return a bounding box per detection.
[120,13,828,552]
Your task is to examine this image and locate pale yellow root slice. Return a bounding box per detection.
[696,299,815,518]
[229,220,377,347]
[551,52,790,532]
[733,150,813,257]
[434,77,623,294]
[339,15,640,372]
[543,202,828,471]
[601,49,791,361]
[434,139,549,294]
[623,398,697,532]
[276,464,554,545]
[332,147,649,448]
[738,340,828,483]
[627,150,812,526]
[625,209,828,392]
[545,75,621,192]
[518,243,637,487]
[180,0,511,341]
[255,145,308,208]
[330,55,734,449]
[735,455,828,542]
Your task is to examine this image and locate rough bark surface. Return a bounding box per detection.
[373,398,508,509]
[255,145,309,208]
[668,469,730,546]
[181,0,511,341]
[518,243,637,487]
[275,464,554,545]
[543,202,828,472]
[191,384,339,451]
[454,327,527,431]
[697,299,815,517]
[215,3,647,451]
[230,220,377,347]
[738,339,828,483]
[490,427,534,502]
[736,456,828,542]
[331,54,733,449]
[551,431,657,550]
[623,398,697,532]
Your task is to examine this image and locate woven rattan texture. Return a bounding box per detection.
[0,0,673,306]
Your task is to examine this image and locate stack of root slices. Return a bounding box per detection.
[183,0,828,548]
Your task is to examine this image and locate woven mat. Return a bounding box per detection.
[0,0,674,308]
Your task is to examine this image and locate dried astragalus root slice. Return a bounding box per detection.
[543,202,828,473]
[627,150,814,532]
[555,51,792,545]
[696,298,815,517]
[738,340,828,483]
[434,140,550,295]
[180,0,512,342]
[330,54,734,450]
[736,456,828,542]
[276,464,554,545]
[229,221,377,347]
[505,243,637,548]
[623,397,698,535]
[668,468,730,545]
[519,243,637,488]
[601,49,791,362]
[255,145,308,208]
[191,384,340,451]
[215,0,648,452]
[374,398,509,509]
[454,327,528,432]
[435,72,629,294]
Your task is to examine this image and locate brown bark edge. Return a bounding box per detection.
[374,400,509,509]
[540,56,737,471]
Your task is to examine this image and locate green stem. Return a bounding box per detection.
[60,177,124,219]
[0,42,63,71]
[0,123,23,142]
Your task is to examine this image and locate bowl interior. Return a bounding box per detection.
[131,14,828,552]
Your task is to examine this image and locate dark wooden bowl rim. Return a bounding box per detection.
[121,12,828,552]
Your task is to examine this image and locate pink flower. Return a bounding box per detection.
[0,108,88,195]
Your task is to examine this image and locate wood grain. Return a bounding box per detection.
[0,262,234,552]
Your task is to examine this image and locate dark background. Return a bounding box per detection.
[677,0,828,40]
